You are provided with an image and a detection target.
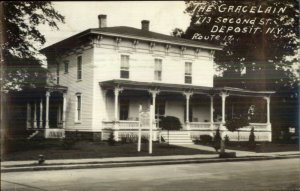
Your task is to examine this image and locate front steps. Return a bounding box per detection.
[160,131,193,145]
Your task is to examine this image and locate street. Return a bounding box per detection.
[1,158,300,191]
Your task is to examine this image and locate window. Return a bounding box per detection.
[154,59,162,81]
[119,99,129,120]
[56,63,60,85]
[64,61,69,74]
[75,94,81,122]
[120,55,129,79]
[77,56,82,80]
[185,62,192,84]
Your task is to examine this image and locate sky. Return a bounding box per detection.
[40,1,191,48]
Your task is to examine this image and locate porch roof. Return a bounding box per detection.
[100,79,212,94]
[99,80,275,97]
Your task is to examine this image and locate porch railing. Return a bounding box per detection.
[189,122,211,129]
[103,121,269,131]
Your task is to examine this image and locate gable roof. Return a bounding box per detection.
[41,26,222,52]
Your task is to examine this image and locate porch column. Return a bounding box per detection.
[26,102,31,128]
[45,91,50,129]
[183,92,193,130]
[33,102,37,128]
[62,93,67,129]
[264,96,271,124]
[39,99,43,128]
[220,92,229,124]
[210,95,214,130]
[148,89,160,123]
[114,87,123,121]
[149,89,159,141]
[114,87,123,141]
[57,104,61,126]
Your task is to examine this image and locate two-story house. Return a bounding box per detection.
[26,15,274,142]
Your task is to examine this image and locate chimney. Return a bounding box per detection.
[98,14,107,28]
[141,20,150,31]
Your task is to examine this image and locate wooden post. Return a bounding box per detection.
[45,91,50,129]
[138,105,142,152]
[33,102,37,128]
[39,99,43,128]
[62,93,67,129]
[210,95,214,130]
[26,102,31,128]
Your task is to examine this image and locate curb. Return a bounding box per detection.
[2,154,299,173]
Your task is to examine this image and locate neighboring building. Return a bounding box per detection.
[26,15,274,142]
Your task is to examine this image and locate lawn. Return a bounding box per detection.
[195,141,299,153]
[2,139,215,161]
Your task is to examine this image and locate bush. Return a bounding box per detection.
[108,132,116,146]
[199,135,212,145]
[213,129,222,152]
[159,116,182,130]
[248,127,256,149]
[225,115,249,132]
[224,135,230,146]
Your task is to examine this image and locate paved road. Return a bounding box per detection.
[2,158,300,191]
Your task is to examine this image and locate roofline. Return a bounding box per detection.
[40,28,222,53]
[89,29,223,51]
[99,79,275,96]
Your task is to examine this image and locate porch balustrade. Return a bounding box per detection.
[189,122,211,130]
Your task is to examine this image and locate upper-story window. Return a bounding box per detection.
[75,93,82,122]
[77,56,82,80]
[154,58,162,81]
[120,55,129,79]
[56,63,60,85]
[185,62,192,84]
[64,60,69,74]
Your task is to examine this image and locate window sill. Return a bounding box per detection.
[77,79,82,82]
[74,121,82,124]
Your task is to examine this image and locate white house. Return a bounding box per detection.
[26,15,274,142]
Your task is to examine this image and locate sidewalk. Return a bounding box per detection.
[2,145,300,173]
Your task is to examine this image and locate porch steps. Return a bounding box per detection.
[160,131,193,145]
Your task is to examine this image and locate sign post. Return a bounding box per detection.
[137,105,142,152]
[149,105,153,154]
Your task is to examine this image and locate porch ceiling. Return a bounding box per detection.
[99,79,275,97]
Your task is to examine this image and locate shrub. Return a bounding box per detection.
[159,116,182,130]
[108,132,116,146]
[224,135,230,146]
[213,129,222,152]
[225,115,249,132]
[248,127,256,149]
[199,135,212,145]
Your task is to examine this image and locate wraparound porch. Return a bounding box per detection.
[100,79,274,142]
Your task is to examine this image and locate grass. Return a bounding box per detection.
[225,142,299,153]
[2,139,215,161]
[195,141,299,153]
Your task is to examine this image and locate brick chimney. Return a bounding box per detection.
[141,20,150,31]
[98,14,107,28]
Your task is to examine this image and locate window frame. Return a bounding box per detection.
[120,55,130,79]
[184,62,192,84]
[77,56,82,80]
[75,93,82,123]
[64,60,69,74]
[154,58,162,81]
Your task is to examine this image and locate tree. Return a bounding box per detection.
[3,1,65,91]
[182,0,299,138]
[213,128,222,152]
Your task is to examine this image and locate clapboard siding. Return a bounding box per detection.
[48,48,94,131]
